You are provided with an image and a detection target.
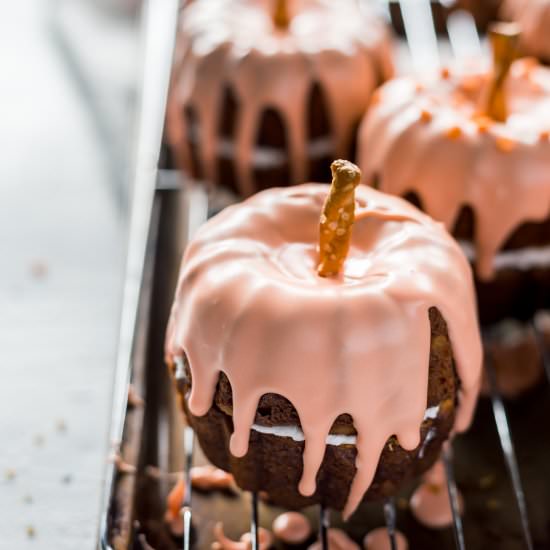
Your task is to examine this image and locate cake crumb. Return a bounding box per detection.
[5,468,16,481]
[473,115,492,134]
[61,474,73,485]
[479,473,496,489]
[56,419,67,433]
[445,126,462,140]
[397,497,409,510]
[128,384,145,408]
[26,525,36,538]
[110,453,137,475]
[495,136,516,152]
[30,260,48,280]
[419,109,433,124]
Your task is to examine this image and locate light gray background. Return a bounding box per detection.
[0,1,140,547]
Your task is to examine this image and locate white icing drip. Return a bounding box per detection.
[251,405,441,446]
[459,240,550,271]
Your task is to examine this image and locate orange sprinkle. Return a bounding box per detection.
[415,83,425,93]
[370,90,381,106]
[495,136,516,152]
[540,130,550,142]
[445,126,462,140]
[419,109,433,124]
[167,476,185,521]
[440,67,451,80]
[473,115,492,134]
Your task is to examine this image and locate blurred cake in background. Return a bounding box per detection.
[165,161,482,516]
[500,0,550,62]
[165,0,393,197]
[357,27,550,394]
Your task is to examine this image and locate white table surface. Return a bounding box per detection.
[0,1,139,547]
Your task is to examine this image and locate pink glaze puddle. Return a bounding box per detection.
[212,522,272,550]
[363,528,408,550]
[308,529,360,550]
[273,511,312,544]
[410,460,465,529]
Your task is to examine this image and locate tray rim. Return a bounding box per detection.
[97,0,180,546]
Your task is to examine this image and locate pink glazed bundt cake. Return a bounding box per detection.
[165,0,393,197]
[358,43,550,327]
[165,160,482,517]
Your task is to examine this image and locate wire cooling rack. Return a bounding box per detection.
[100,1,550,548]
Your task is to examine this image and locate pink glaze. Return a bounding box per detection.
[501,0,550,60]
[273,512,312,544]
[410,460,464,529]
[308,529,359,550]
[358,59,550,280]
[166,0,393,196]
[166,183,482,518]
[212,522,272,550]
[363,528,408,550]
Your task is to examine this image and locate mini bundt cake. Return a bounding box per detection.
[358,35,550,326]
[165,0,393,197]
[165,161,482,518]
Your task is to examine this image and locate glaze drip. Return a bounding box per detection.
[358,59,550,280]
[166,184,481,518]
[166,0,393,196]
